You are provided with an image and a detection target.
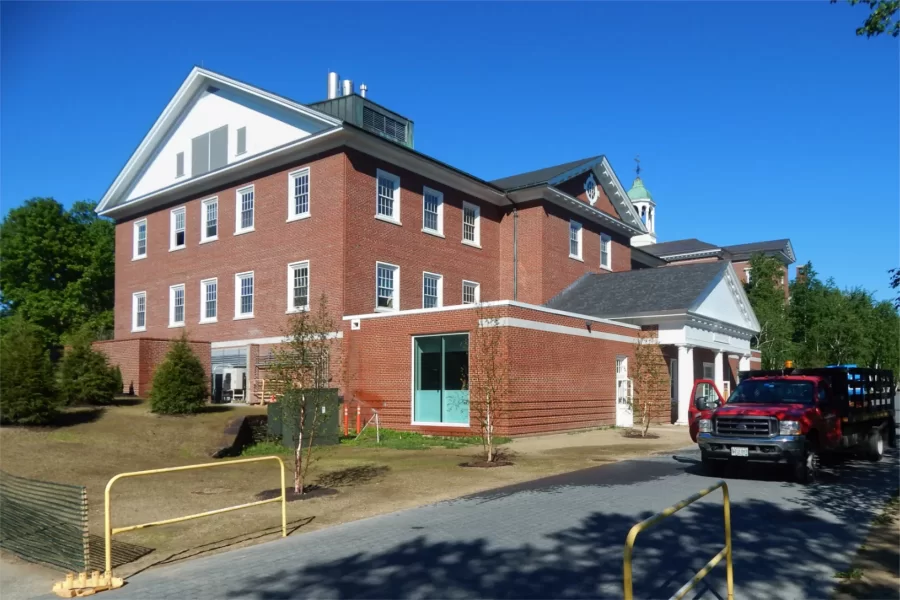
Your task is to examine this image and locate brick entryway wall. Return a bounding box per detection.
[93,338,211,397]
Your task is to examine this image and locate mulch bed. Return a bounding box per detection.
[255,485,338,503]
[619,429,660,439]
[459,460,514,468]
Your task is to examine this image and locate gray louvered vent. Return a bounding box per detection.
[363,107,407,145]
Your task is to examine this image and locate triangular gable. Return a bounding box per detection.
[690,263,760,332]
[97,67,340,214]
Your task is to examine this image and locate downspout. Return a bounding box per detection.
[506,194,519,301]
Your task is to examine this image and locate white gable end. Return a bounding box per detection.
[691,265,759,332]
[125,86,329,202]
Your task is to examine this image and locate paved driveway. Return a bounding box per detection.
[107,449,897,600]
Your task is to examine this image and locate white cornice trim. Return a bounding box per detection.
[210,331,342,348]
[598,156,646,232]
[659,249,722,261]
[481,317,638,344]
[544,187,644,236]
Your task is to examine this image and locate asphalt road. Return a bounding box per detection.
[104,448,897,600]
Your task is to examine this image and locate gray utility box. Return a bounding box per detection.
[267,389,341,449]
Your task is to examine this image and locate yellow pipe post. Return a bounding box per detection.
[104,456,286,577]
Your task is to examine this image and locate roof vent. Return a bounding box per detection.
[360,83,368,98]
[327,72,340,100]
[342,79,353,96]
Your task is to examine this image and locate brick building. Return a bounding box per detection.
[94,68,768,435]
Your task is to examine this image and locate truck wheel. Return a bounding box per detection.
[865,430,884,462]
[794,444,819,484]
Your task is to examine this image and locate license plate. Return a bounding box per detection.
[731,447,749,457]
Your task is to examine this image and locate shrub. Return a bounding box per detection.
[112,365,124,396]
[58,336,119,405]
[150,336,208,415]
[0,317,60,425]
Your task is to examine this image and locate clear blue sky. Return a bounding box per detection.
[2,2,897,299]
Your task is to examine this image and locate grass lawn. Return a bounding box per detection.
[0,398,691,578]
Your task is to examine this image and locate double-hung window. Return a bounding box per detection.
[600,233,612,270]
[422,187,443,236]
[375,169,400,223]
[462,201,480,246]
[287,261,310,312]
[133,219,147,260]
[201,197,218,242]
[132,291,146,332]
[169,284,185,327]
[376,262,399,311]
[235,272,254,319]
[200,278,217,323]
[569,220,583,260]
[236,185,255,234]
[462,280,480,305]
[170,207,186,250]
[288,168,310,221]
[422,272,442,309]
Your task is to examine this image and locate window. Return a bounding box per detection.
[375,169,400,223]
[376,262,399,311]
[191,125,228,176]
[569,220,583,260]
[236,127,247,155]
[413,334,469,425]
[169,284,185,327]
[703,362,715,380]
[170,207,186,250]
[200,278,217,323]
[133,220,147,259]
[462,201,480,246]
[132,292,146,332]
[235,185,254,234]
[201,197,218,242]
[422,187,443,235]
[287,261,310,312]
[600,233,612,269]
[176,152,185,178]
[462,280,480,305]
[744,268,752,283]
[422,272,442,309]
[235,272,254,318]
[584,173,599,206]
[288,168,310,221]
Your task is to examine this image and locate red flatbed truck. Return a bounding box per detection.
[692,365,896,483]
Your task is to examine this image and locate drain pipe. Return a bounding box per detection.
[506,194,519,301]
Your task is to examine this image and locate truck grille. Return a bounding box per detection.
[715,417,775,437]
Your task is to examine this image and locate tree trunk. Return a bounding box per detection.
[485,406,493,463]
[641,402,650,438]
[294,405,305,494]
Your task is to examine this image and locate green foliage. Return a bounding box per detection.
[0,317,60,425]
[745,254,793,369]
[835,0,899,37]
[112,365,124,397]
[241,440,293,457]
[149,336,208,415]
[58,333,120,406]
[0,198,114,349]
[342,427,510,450]
[890,267,900,309]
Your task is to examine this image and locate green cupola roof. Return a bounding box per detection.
[627,176,653,201]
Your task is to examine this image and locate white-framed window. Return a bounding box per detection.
[133,219,147,260]
[375,169,400,223]
[169,284,185,327]
[170,207,186,250]
[201,197,218,242]
[287,261,310,313]
[236,126,247,156]
[569,220,583,260]
[702,362,715,380]
[176,152,185,178]
[600,233,612,269]
[745,268,752,283]
[234,271,254,319]
[235,185,255,234]
[200,278,217,323]
[422,272,443,309]
[462,280,480,305]
[288,168,310,221]
[462,201,480,246]
[131,291,147,332]
[422,186,443,236]
[375,262,399,311]
[584,173,599,206]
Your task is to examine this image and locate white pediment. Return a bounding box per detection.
[690,264,760,333]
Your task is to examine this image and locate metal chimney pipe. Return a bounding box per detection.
[327,72,340,100]
[359,83,368,98]
[342,79,353,96]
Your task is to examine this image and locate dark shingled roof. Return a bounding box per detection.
[639,238,719,258]
[546,262,725,318]
[723,239,792,261]
[490,156,601,191]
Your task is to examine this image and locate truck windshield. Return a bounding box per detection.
[728,380,815,405]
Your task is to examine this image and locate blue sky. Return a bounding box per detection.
[2,2,897,299]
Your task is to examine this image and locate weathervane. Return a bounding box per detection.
[634,155,641,177]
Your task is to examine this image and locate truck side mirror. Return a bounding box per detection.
[694,383,720,410]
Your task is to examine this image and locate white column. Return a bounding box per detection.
[714,351,725,394]
[739,354,751,373]
[676,345,694,425]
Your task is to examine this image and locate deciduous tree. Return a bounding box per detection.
[468,307,509,462]
[833,0,899,37]
[631,330,671,437]
[745,254,793,369]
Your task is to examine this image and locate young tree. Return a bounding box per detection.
[833,0,899,37]
[58,334,120,405]
[467,307,509,463]
[270,294,339,494]
[0,317,60,425]
[745,253,793,369]
[631,330,671,437]
[149,335,208,415]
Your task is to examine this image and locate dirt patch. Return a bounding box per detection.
[256,486,339,502]
[833,490,900,599]
[620,429,660,439]
[315,464,390,488]
[460,460,514,468]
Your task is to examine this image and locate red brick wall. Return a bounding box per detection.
[94,338,211,397]
[556,172,619,218]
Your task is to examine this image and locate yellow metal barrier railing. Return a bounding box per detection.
[623,480,733,600]
[104,456,287,576]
